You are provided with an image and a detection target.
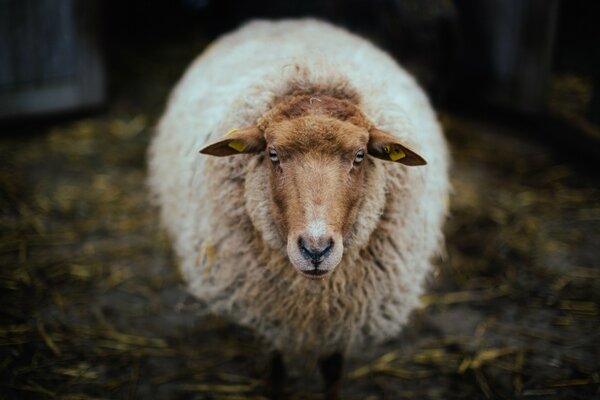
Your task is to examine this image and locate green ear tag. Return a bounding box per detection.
[226,128,238,136]
[228,140,246,152]
[389,147,406,161]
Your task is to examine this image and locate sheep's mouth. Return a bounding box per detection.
[299,268,332,279]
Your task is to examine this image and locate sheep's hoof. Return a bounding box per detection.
[265,351,287,400]
[319,352,343,400]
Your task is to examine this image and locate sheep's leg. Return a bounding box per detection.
[319,352,343,400]
[266,351,286,399]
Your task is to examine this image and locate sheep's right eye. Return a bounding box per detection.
[354,150,365,165]
[268,148,279,163]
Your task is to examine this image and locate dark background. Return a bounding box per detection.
[3,0,599,160]
[0,1,599,399]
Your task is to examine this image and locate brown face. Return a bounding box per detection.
[199,95,427,279]
[264,116,369,278]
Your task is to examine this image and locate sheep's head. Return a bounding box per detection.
[200,95,426,279]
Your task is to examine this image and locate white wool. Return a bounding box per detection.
[148,19,449,356]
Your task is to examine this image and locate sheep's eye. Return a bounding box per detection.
[354,150,365,164]
[268,148,279,163]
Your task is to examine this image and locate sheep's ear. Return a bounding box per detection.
[367,128,427,166]
[199,127,265,156]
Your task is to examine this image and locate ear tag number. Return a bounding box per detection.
[383,144,406,161]
[228,140,246,152]
[389,148,406,161]
[226,128,238,136]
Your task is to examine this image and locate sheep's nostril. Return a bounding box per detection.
[298,237,334,263]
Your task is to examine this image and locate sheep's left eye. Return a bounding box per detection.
[268,148,279,162]
[354,150,365,164]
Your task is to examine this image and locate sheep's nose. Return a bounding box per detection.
[298,236,334,264]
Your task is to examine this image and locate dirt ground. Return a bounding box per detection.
[1,35,599,400]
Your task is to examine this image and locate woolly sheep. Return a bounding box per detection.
[148,19,449,397]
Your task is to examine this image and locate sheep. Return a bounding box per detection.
[148,19,449,399]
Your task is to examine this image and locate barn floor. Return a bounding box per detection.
[1,34,599,400]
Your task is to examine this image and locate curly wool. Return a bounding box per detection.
[148,19,449,356]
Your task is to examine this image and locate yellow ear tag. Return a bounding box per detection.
[389,147,406,161]
[228,140,246,152]
[383,145,391,154]
[226,128,238,136]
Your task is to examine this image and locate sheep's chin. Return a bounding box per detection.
[286,240,344,279]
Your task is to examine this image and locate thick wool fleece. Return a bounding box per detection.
[148,19,449,356]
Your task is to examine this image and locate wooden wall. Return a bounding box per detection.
[0,0,105,119]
